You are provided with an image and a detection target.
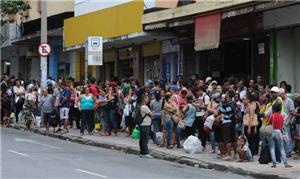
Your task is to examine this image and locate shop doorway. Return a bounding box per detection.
[222,39,251,79]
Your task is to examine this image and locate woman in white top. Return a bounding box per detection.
[13,79,25,123]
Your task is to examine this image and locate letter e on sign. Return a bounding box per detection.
[38,43,51,57]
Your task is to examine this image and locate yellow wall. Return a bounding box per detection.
[64,1,143,48]
[23,0,74,23]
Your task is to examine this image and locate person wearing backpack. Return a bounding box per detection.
[138,92,152,158]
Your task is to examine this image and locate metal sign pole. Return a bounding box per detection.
[40,0,47,87]
[85,40,88,83]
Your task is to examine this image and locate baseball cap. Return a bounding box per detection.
[205,77,212,83]
[279,88,285,94]
[270,86,280,93]
[170,85,179,92]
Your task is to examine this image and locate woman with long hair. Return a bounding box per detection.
[243,93,260,156]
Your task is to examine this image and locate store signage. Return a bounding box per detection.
[87,36,103,66]
[162,39,179,54]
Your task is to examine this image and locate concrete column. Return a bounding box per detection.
[113,48,118,78]
[132,46,142,83]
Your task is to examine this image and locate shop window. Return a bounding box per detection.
[144,56,160,83]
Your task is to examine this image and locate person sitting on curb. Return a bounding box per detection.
[237,135,252,162]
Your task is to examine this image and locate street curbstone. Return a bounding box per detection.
[7,124,293,179]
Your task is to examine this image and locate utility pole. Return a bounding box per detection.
[40,0,47,87]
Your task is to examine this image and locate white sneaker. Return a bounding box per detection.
[140,154,153,159]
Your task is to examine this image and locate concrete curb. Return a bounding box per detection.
[9,125,291,179]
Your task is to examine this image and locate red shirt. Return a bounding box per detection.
[89,84,99,97]
[268,113,284,130]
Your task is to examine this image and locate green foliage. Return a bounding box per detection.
[0,0,31,15]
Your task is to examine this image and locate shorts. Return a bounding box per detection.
[222,123,235,144]
[60,107,70,120]
[44,113,52,124]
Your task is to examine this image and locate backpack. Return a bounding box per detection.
[49,110,59,128]
[258,140,281,164]
[132,104,147,125]
[230,101,243,124]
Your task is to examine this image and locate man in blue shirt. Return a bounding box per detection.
[59,82,71,133]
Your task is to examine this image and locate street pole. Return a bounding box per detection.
[85,40,88,83]
[40,0,47,87]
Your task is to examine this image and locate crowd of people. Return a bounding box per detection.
[1,73,300,166]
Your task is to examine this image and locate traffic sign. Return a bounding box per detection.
[38,43,51,57]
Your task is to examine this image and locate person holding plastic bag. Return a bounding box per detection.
[138,91,152,158]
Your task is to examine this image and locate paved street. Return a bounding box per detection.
[1,128,252,179]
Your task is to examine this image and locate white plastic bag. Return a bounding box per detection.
[204,115,215,130]
[183,136,202,154]
[155,132,162,145]
[34,115,41,128]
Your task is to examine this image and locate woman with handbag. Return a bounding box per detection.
[243,93,260,156]
[163,93,179,149]
[268,103,292,168]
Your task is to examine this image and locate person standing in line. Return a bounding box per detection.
[13,79,25,123]
[150,90,163,144]
[40,88,54,134]
[219,90,236,161]
[59,82,71,133]
[53,82,62,131]
[267,103,292,168]
[139,93,152,158]
[77,87,98,136]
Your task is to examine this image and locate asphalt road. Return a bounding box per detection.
[1,128,253,179]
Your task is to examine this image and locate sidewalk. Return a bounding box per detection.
[10,124,300,179]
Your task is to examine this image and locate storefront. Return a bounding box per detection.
[161,39,180,83]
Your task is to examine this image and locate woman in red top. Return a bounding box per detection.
[268,102,292,168]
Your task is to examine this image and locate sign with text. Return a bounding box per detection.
[87,37,103,66]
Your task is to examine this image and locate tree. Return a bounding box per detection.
[0,0,31,24]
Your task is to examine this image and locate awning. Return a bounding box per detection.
[194,13,221,51]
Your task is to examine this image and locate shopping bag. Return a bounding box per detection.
[183,135,202,154]
[34,116,41,128]
[131,126,140,139]
[95,122,102,131]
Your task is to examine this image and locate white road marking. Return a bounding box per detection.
[74,169,107,178]
[15,138,61,149]
[8,150,29,157]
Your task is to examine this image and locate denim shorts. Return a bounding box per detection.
[44,113,52,124]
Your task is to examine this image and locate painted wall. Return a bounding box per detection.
[75,0,155,16]
[277,28,300,93]
[293,28,300,93]
[31,57,41,80]
[23,0,74,22]
[264,4,300,30]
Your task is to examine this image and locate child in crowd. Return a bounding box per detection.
[237,135,252,162]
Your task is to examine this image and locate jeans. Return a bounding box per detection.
[164,117,180,147]
[109,110,118,132]
[80,109,94,133]
[268,130,289,166]
[209,132,216,151]
[99,109,109,132]
[283,125,292,155]
[152,117,162,144]
[139,125,150,155]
